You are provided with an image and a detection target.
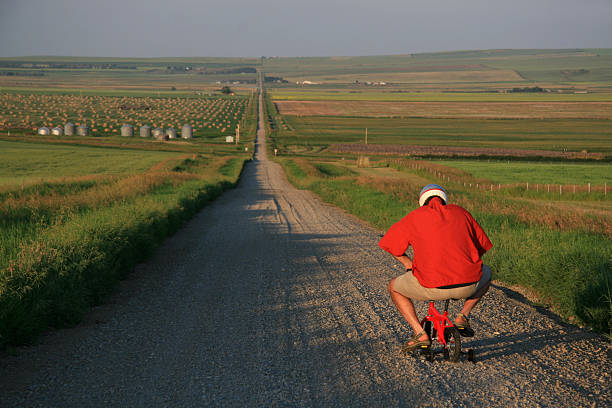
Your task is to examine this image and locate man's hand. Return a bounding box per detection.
[394,254,413,271]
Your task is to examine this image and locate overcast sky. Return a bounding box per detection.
[1,0,611,58]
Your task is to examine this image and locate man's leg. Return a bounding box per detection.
[388,279,428,342]
[455,265,492,324]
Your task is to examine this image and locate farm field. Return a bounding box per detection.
[0,56,260,93]
[0,140,182,184]
[274,100,612,119]
[269,89,612,102]
[0,91,254,141]
[272,115,612,155]
[431,159,612,185]
[262,49,612,93]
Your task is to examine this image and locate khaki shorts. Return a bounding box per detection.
[392,265,492,301]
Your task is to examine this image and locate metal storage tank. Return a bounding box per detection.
[121,124,134,137]
[76,125,89,136]
[181,124,193,139]
[64,122,75,135]
[166,127,177,139]
[37,126,49,135]
[140,125,151,138]
[51,127,63,136]
[152,127,166,140]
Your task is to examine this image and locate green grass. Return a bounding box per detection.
[0,171,244,347]
[0,146,248,347]
[432,159,612,185]
[0,140,181,184]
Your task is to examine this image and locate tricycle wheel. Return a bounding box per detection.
[444,327,461,362]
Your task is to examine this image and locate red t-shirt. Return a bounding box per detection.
[378,198,493,288]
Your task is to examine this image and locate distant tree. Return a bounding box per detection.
[221,86,232,94]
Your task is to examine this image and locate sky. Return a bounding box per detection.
[0,0,611,58]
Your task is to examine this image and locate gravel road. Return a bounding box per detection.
[1,87,610,408]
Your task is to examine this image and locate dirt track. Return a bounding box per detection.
[0,85,610,407]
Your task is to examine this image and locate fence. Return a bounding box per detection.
[387,159,609,198]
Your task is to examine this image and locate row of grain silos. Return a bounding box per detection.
[37,123,193,140]
[37,122,88,136]
[128,124,193,140]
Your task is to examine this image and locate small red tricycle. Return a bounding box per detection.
[415,299,475,362]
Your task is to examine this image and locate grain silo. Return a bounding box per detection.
[181,124,193,139]
[152,127,166,140]
[121,124,134,137]
[64,122,75,135]
[140,124,151,138]
[166,127,177,139]
[37,126,49,135]
[51,127,63,136]
[76,125,89,136]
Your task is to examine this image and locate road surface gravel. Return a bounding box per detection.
[0,88,610,408]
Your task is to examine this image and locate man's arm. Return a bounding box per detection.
[393,254,413,271]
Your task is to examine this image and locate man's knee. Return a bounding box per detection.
[388,278,396,294]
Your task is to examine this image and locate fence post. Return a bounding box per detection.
[559,185,562,196]
[605,183,607,197]
[547,184,550,193]
[536,184,539,192]
[588,183,591,193]
[526,182,529,191]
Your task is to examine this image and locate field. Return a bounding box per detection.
[0,56,260,93]
[430,159,612,185]
[263,49,612,336]
[274,100,612,119]
[0,92,253,141]
[272,115,612,156]
[0,140,181,184]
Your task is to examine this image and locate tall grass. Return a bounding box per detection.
[0,155,248,347]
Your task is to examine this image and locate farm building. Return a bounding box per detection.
[51,127,63,136]
[64,122,75,135]
[37,126,49,135]
[181,124,192,139]
[76,125,89,136]
[166,128,177,139]
[140,125,151,137]
[225,135,234,143]
[152,128,167,140]
[121,124,134,137]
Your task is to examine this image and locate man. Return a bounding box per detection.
[379,184,493,351]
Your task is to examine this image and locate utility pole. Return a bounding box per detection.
[365,128,368,144]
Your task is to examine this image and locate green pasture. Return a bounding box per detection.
[0,140,182,184]
[275,115,612,154]
[432,159,612,185]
